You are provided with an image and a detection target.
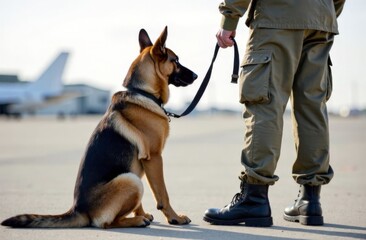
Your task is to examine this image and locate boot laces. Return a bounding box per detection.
[230,180,246,205]
[293,185,303,202]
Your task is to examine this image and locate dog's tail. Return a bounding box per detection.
[1,209,89,228]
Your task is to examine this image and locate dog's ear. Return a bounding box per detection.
[151,26,168,60]
[139,29,153,52]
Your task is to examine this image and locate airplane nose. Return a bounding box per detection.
[193,73,198,80]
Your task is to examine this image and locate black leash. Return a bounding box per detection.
[165,38,240,118]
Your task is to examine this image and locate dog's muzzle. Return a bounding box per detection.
[169,63,198,87]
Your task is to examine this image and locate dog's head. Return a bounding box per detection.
[123,27,198,104]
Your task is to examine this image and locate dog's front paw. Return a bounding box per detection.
[143,212,154,222]
[135,216,151,228]
[168,215,191,225]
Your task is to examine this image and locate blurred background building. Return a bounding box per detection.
[0,74,110,117]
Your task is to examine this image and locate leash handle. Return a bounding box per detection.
[231,38,240,84]
[166,39,240,118]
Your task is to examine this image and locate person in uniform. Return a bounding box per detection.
[204,0,346,227]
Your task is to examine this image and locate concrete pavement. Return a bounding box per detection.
[0,114,365,239]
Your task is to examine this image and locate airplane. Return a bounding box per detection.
[0,52,79,117]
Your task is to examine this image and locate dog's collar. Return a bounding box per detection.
[127,88,179,120]
[128,87,163,107]
[128,88,176,120]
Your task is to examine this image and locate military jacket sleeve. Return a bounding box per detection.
[218,0,251,31]
[333,0,346,17]
[219,0,346,34]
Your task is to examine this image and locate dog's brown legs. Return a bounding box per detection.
[134,203,154,222]
[142,155,191,225]
[106,216,150,228]
[89,173,151,228]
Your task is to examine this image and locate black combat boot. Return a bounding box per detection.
[203,180,273,227]
[284,184,323,225]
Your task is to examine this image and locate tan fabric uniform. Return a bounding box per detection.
[219,0,346,185]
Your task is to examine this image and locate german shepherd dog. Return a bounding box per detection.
[1,27,197,228]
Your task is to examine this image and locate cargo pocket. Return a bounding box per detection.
[239,50,272,104]
[325,56,333,101]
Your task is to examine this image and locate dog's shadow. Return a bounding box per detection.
[105,222,289,240]
[103,221,366,240]
[14,221,366,239]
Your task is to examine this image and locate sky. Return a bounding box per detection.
[0,0,365,113]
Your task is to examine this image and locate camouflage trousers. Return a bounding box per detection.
[239,28,334,186]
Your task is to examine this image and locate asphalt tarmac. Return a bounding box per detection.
[0,114,365,240]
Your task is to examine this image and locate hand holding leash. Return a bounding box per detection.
[216,29,236,48]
